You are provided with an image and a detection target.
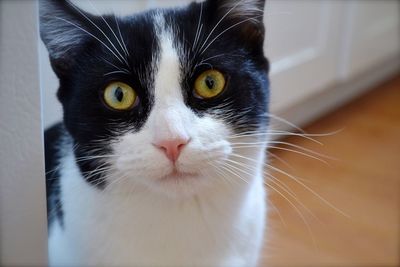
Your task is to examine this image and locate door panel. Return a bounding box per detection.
[340,0,400,80]
[265,0,343,112]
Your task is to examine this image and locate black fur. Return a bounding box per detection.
[41,0,269,214]
[164,2,269,131]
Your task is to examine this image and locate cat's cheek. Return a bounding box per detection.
[110,135,172,183]
[181,139,232,164]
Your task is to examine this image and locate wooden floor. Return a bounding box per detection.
[262,75,400,267]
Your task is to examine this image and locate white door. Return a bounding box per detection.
[265,0,344,113]
[339,0,400,80]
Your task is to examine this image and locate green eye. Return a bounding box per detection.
[103,82,137,110]
[194,70,226,99]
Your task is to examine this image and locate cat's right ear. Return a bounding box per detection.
[40,0,91,76]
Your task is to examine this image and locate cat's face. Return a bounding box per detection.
[41,0,269,198]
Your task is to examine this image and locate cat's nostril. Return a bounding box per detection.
[153,138,190,162]
[177,143,185,151]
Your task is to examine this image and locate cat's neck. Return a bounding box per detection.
[50,140,267,267]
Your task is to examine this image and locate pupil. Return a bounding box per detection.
[205,76,215,89]
[115,87,124,102]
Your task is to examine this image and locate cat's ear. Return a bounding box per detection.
[207,0,266,46]
[39,0,92,75]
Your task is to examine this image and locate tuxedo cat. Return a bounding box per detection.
[41,0,270,266]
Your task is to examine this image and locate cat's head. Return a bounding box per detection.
[40,0,269,198]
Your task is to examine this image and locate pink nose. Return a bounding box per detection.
[154,138,189,162]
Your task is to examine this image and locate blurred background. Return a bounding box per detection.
[32,0,400,266]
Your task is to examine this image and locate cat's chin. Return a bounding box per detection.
[145,169,211,199]
[158,169,198,183]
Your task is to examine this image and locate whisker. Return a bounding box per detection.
[222,159,318,221]
[267,146,329,165]
[229,130,322,145]
[192,1,204,51]
[198,0,244,53]
[74,154,116,163]
[104,172,130,191]
[100,56,130,73]
[88,0,129,60]
[200,14,264,55]
[263,112,307,134]
[114,14,130,57]
[104,70,130,76]
[231,139,336,161]
[224,158,295,197]
[52,16,125,66]
[267,164,350,218]
[268,199,287,227]
[266,180,317,247]
[267,151,295,171]
[209,161,241,186]
[221,159,317,245]
[269,141,337,161]
[67,2,128,66]
[218,164,249,185]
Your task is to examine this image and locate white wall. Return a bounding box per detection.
[339,0,400,80]
[0,1,48,266]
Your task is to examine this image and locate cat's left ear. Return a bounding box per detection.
[39,0,94,76]
[207,0,266,47]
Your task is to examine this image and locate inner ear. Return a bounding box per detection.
[40,0,96,77]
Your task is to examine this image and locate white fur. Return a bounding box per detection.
[49,16,267,267]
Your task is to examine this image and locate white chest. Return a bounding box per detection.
[48,153,267,267]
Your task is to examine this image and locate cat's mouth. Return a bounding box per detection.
[159,168,198,183]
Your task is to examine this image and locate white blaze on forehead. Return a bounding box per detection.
[153,16,183,106]
[149,15,191,142]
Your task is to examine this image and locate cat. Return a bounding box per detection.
[41,0,270,266]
